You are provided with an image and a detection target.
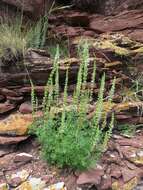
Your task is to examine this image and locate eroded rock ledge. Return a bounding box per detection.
[0,34,143,116]
[1,0,143,41]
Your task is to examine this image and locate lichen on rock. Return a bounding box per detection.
[0,114,33,136]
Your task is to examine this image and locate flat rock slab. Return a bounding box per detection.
[50,9,143,43]
[89,10,143,42]
[0,136,29,145]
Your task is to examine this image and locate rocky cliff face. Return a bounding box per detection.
[0,0,51,19]
[1,0,143,17]
[72,0,143,15]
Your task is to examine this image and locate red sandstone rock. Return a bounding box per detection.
[115,139,143,148]
[89,10,143,42]
[0,88,20,97]
[14,153,33,163]
[7,177,22,188]
[52,25,85,38]
[0,136,29,145]
[19,102,32,114]
[65,12,90,27]
[18,86,45,94]
[73,0,143,16]
[102,151,121,164]
[121,167,138,183]
[100,175,112,190]
[83,30,96,37]
[77,168,104,185]
[7,96,23,104]
[110,164,122,179]
[124,160,138,170]
[0,102,15,114]
[0,146,14,157]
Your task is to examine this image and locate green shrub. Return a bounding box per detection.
[26,15,48,49]
[116,123,143,137]
[0,15,48,59]
[0,17,26,58]
[30,43,115,170]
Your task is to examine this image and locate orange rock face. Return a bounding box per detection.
[0,114,33,136]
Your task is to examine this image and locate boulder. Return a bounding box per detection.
[14,153,33,163]
[19,102,32,114]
